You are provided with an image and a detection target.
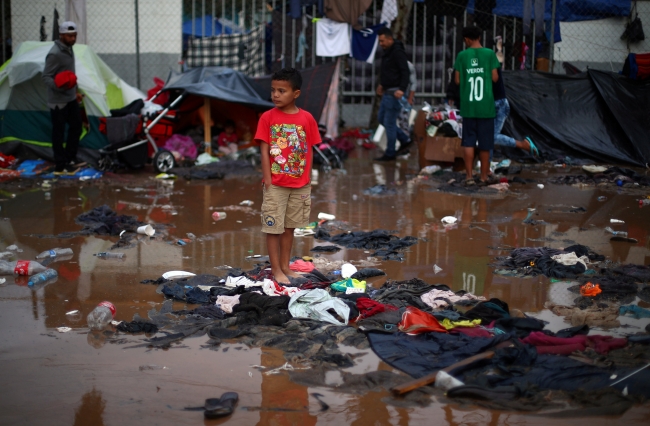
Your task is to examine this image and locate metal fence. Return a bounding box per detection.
[2,0,648,122]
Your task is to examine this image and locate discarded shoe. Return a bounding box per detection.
[525,137,540,158]
[373,154,396,162]
[204,392,239,419]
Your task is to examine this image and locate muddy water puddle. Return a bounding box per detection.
[0,152,649,424]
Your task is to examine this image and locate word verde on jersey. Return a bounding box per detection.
[453,48,500,118]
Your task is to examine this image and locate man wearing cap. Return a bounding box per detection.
[42,21,84,173]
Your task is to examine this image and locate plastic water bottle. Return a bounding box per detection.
[639,199,650,207]
[0,260,47,276]
[212,212,227,221]
[605,226,628,237]
[87,301,116,330]
[28,269,58,286]
[35,248,73,259]
[94,252,125,259]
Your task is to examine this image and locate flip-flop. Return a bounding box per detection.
[204,392,239,419]
[525,137,540,158]
[463,178,476,187]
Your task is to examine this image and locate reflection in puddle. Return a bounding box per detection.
[73,388,105,426]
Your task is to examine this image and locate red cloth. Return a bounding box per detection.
[521,331,627,355]
[54,70,77,89]
[398,306,447,334]
[254,108,320,188]
[290,259,315,273]
[217,132,238,147]
[356,297,397,320]
[450,327,494,338]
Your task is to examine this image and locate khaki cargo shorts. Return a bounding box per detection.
[261,184,312,234]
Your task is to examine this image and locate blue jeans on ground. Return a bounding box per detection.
[490,98,516,161]
[378,93,410,157]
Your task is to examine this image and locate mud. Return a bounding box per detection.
[0,150,649,425]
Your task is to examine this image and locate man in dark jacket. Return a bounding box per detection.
[375,27,412,161]
[42,21,84,173]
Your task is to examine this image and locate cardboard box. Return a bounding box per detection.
[424,136,464,162]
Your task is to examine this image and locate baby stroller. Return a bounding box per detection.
[98,92,186,173]
[312,124,344,172]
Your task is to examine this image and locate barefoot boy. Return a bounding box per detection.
[254,68,320,284]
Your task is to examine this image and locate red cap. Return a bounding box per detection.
[98,301,116,317]
[54,70,77,89]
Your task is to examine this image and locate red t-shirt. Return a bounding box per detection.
[254,108,320,188]
[217,132,238,147]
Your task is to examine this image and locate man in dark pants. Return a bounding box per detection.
[42,21,84,173]
[374,27,412,162]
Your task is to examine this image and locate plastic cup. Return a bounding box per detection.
[137,225,155,236]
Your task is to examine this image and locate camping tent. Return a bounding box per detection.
[0,41,144,157]
[161,67,274,144]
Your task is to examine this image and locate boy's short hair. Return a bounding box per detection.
[377,27,393,38]
[462,26,482,41]
[272,67,302,90]
[224,119,235,128]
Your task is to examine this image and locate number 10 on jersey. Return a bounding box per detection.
[468,76,484,102]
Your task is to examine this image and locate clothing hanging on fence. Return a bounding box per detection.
[316,18,351,57]
[522,0,546,37]
[380,0,398,28]
[324,0,373,28]
[186,26,266,76]
[350,23,385,64]
[290,0,324,19]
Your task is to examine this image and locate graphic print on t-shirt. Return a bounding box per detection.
[269,123,308,178]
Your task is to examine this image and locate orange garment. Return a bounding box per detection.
[398,306,447,335]
[580,282,602,297]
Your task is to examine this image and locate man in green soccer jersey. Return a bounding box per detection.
[454,26,500,185]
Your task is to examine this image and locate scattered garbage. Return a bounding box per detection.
[604,227,628,237]
[212,212,227,221]
[639,199,650,207]
[28,269,58,286]
[87,301,116,330]
[162,271,196,280]
[317,212,336,221]
[434,370,465,391]
[136,224,155,236]
[433,264,442,274]
[195,152,219,165]
[0,260,47,276]
[598,196,607,201]
[537,184,545,189]
[66,310,80,316]
[420,165,442,175]
[239,200,254,207]
[6,245,22,252]
[610,219,625,224]
[441,216,457,224]
[94,252,125,259]
[582,165,608,174]
[340,263,357,279]
[35,248,73,259]
[330,278,366,293]
[56,327,72,333]
[187,392,238,419]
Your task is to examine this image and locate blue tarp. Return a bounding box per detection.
[182,16,241,37]
[491,0,631,22]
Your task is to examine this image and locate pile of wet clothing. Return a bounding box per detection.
[548,166,650,188]
[169,160,257,180]
[119,252,650,415]
[313,229,418,261]
[492,244,605,279]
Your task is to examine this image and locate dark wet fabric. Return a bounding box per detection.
[613,264,650,282]
[173,305,226,320]
[75,205,148,236]
[573,273,639,304]
[549,167,650,187]
[351,268,386,279]
[231,292,291,326]
[116,320,159,334]
[314,229,417,261]
[494,317,545,338]
[465,298,510,323]
[363,184,397,196]
[169,160,257,180]
[357,309,403,332]
[491,245,603,279]
[161,283,211,304]
[366,330,511,378]
[310,245,341,253]
[370,278,439,311]
[555,324,589,338]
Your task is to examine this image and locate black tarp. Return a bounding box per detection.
[249,62,337,123]
[163,67,274,110]
[502,69,650,167]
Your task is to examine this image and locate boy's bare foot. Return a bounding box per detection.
[272,269,291,285]
[282,268,302,279]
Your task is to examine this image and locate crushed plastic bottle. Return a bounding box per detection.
[605,227,628,237]
[0,260,47,276]
[239,200,254,206]
[212,211,227,221]
[28,269,58,286]
[35,248,73,259]
[94,252,125,259]
[639,199,650,207]
[87,301,116,330]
